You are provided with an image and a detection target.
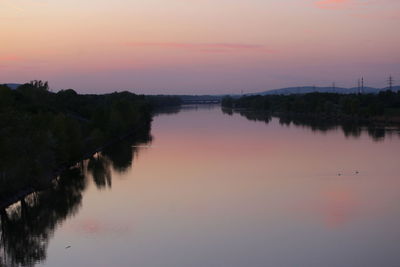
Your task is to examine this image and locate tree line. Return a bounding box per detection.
[222,91,400,123]
[0,81,181,203]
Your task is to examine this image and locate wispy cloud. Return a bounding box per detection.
[125,42,276,53]
[314,0,354,9]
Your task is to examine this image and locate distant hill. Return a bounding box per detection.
[249,85,400,96]
[2,83,22,90]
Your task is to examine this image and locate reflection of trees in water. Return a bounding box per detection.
[231,110,272,124]
[0,168,86,266]
[221,108,233,116]
[87,129,153,190]
[102,131,152,174]
[223,108,399,142]
[153,106,182,117]
[0,130,152,266]
[341,123,362,138]
[87,155,112,189]
[367,126,386,142]
[279,115,398,141]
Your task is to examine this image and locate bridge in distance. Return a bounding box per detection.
[180,95,223,104]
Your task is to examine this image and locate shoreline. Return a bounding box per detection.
[0,126,149,211]
[223,107,400,127]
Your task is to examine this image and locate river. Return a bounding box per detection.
[1,105,400,267]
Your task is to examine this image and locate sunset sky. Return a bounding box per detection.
[1,0,399,94]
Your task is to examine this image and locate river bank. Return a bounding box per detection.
[0,82,181,209]
[221,91,400,126]
[0,123,151,210]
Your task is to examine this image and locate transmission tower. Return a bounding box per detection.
[362,77,364,93]
[388,75,394,91]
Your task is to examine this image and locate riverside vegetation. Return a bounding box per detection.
[222,91,400,123]
[0,81,181,205]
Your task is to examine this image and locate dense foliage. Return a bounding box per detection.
[0,81,180,202]
[146,95,183,107]
[222,91,400,122]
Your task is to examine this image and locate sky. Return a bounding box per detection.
[0,0,399,94]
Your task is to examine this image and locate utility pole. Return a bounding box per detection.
[357,79,361,94]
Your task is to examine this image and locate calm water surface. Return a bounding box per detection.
[2,105,400,267]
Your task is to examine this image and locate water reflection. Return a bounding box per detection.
[0,168,86,267]
[0,132,152,266]
[2,105,400,267]
[87,156,112,189]
[152,105,182,117]
[222,108,400,141]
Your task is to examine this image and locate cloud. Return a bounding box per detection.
[314,0,354,9]
[126,42,276,53]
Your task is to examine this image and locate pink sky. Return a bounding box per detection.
[0,0,399,94]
